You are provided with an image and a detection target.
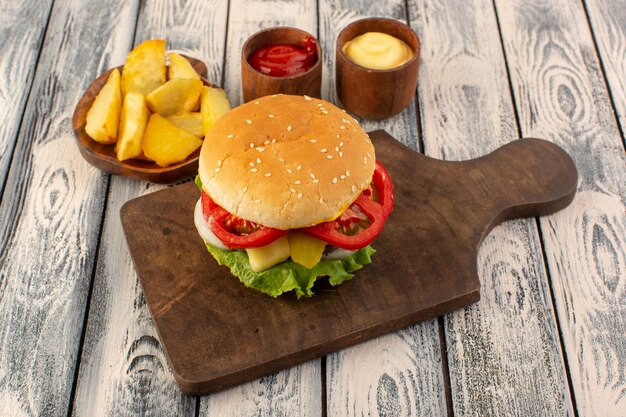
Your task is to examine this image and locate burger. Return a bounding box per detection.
[194,94,393,297]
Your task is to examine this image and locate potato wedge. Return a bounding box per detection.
[146,78,203,117]
[201,86,231,135]
[168,53,201,80]
[121,39,166,97]
[116,92,150,161]
[166,112,203,138]
[85,68,122,144]
[142,114,202,166]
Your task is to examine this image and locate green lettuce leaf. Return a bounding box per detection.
[205,244,376,298]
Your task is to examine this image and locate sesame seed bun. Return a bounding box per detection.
[199,94,376,229]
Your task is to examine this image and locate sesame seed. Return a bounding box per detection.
[339,141,344,146]
[337,134,340,138]
[287,125,292,132]
[264,140,270,145]
[321,110,328,114]
[294,180,302,185]
[312,179,319,184]
[256,158,261,163]
[310,139,317,143]
[268,114,274,118]
[278,157,284,162]
[335,147,339,152]
[226,134,234,138]
[251,168,258,173]
[217,160,222,166]
[317,103,323,107]
[340,126,346,130]
[367,152,371,158]
[319,197,324,203]
[250,143,255,148]
[254,101,259,104]
[257,147,265,152]
[340,175,346,179]
[242,186,248,192]
[265,173,272,177]
[290,188,296,193]
[309,173,316,178]
[254,199,261,204]
[351,185,357,192]
[339,151,343,157]
[297,193,303,199]
[321,148,327,153]
[332,177,337,184]
[327,155,333,159]
[304,95,312,101]
[346,170,350,176]
[271,139,276,143]
[249,162,255,167]
[342,118,348,123]
[296,165,302,171]
[287,168,292,173]
[246,119,252,124]
[215,168,221,173]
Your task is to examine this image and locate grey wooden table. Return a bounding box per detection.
[1,0,625,416]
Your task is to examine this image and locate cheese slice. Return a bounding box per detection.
[246,235,290,272]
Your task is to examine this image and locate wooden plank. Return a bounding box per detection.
[199,1,322,414]
[317,1,446,415]
[493,0,626,415]
[0,0,53,197]
[0,0,138,415]
[69,0,228,415]
[583,0,626,139]
[407,0,576,415]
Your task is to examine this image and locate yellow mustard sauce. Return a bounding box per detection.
[342,32,414,70]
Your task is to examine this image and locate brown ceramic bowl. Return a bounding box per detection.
[72,55,209,184]
[336,18,421,119]
[241,27,322,102]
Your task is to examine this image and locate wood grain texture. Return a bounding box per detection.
[583,0,626,141]
[408,0,576,415]
[0,0,53,197]
[70,0,228,416]
[494,0,626,415]
[199,0,322,414]
[0,0,138,415]
[317,1,439,415]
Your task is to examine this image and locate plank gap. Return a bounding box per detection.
[491,0,523,141]
[437,316,453,417]
[321,355,327,417]
[219,0,232,88]
[580,0,626,150]
[535,217,581,417]
[0,0,56,203]
[194,396,201,417]
[65,175,112,417]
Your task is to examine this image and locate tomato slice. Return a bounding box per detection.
[201,191,287,249]
[208,207,287,249]
[201,191,218,221]
[302,161,394,250]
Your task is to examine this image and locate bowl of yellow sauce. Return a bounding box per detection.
[336,18,421,119]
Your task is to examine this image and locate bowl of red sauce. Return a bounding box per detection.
[241,27,322,102]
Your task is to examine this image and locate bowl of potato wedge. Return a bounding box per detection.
[73,39,232,183]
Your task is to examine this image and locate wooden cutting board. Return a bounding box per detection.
[120,130,577,395]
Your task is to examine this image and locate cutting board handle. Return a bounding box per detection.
[477,138,578,224]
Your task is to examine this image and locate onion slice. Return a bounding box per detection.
[194,199,229,250]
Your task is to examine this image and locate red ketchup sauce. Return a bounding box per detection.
[248,36,318,77]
